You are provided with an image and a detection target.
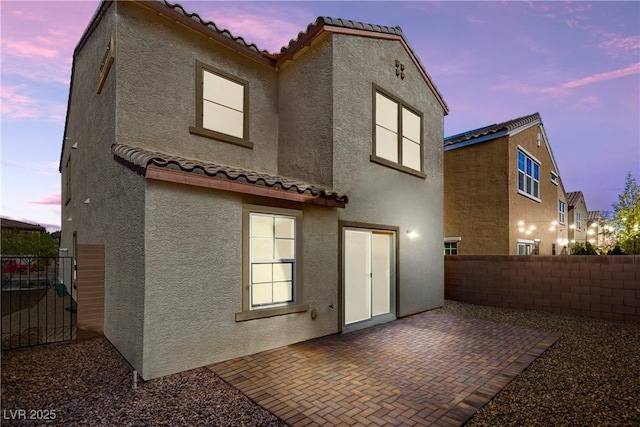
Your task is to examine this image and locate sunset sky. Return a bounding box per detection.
[1,0,639,230]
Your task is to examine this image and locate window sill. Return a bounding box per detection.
[189,126,253,149]
[370,155,426,179]
[517,190,541,203]
[235,304,308,322]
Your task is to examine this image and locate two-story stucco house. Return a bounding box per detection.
[444,113,569,256]
[60,0,448,379]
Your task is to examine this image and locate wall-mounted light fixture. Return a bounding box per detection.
[71,143,78,149]
[406,229,419,239]
[84,198,90,204]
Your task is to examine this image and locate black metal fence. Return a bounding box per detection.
[1,256,76,349]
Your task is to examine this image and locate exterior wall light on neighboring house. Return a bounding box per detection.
[406,229,419,239]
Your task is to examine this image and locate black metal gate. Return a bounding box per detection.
[1,256,76,349]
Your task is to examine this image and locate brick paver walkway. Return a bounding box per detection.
[208,312,561,426]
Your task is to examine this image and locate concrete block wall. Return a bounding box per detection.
[444,255,640,322]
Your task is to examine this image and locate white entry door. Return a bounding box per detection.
[343,228,394,327]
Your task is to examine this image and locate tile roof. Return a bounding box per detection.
[159,0,268,55]
[566,191,584,207]
[444,112,541,146]
[280,16,404,53]
[112,144,348,204]
[587,211,602,221]
[1,218,46,232]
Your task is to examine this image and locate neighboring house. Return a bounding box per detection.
[1,218,45,235]
[444,112,569,256]
[60,1,448,379]
[587,210,603,249]
[566,191,590,249]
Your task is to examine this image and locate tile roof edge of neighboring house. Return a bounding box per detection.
[1,218,46,231]
[111,144,348,206]
[444,112,542,148]
[565,191,584,208]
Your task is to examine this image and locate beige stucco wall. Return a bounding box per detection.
[142,181,340,379]
[507,125,563,255]
[331,35,445,316]
[444,137,510,254]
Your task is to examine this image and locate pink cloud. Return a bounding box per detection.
[1,39,59,58]
[0,84,66,121]
[28,194,61,206]
[561,62,640,89]
[596,33,640,59]
[497,62,640,96]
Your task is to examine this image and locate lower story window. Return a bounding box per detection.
[249,212,296,309]
[444,241,458,255]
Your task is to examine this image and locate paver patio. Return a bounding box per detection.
[208,312,562,426]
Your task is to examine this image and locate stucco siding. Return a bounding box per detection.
[278,34,333,187]
[331,35,445,316]
[114,2,279,175]
[142,181,340,379]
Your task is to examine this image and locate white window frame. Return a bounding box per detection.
[517,239,535,255]
[576,211,582,231]
[550,171,559,185]
[444,237,461,255]
[371,85,425,178]
[189,61,251,149]
[558,200,566,224]
[517,147,541,202]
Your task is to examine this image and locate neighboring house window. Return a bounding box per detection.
[444,242,458,255]
[576,212,582,231]
[236,206,307,322]
[517,241,533,255]
[517,150,540,200]
[371,86,424,177]
[558,200,566,224]
[550,171,558,185]
[189,61,251,149]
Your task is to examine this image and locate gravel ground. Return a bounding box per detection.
[434,300,640,426]
[2,300,639,426]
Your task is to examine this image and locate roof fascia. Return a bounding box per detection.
[506,118,541,137]
[136,1,274,68]
[60,0,114,171]
[276,25,449,115]
[444,130,508,151]
[145,165,346,208]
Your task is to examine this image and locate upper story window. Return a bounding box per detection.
[576,211,582,231]
[371,85,425,178]
[558,200,566,224]
[550,171,559,185]
[189,61,252,149]
[517,149,540,201]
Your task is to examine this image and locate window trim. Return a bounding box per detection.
[550,171,559,186]
[517,146,541,202]
[558,200,566,225]
[236,205,307,322]
[371,84,426,179]
[189,60,252,149]
[65,156,71,205]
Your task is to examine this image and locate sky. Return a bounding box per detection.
[1,0,639,231]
